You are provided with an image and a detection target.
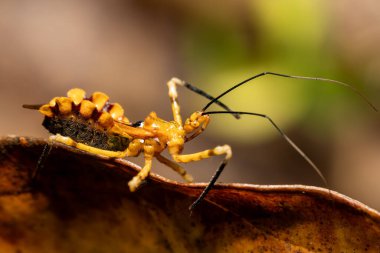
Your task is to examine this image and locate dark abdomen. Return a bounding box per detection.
[43,116,131,151]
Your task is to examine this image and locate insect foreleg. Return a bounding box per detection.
[168,77,241,125]
[167,78,183,125]
[172,78,240,119]
[171,145,232,211]
[203,110,328,187]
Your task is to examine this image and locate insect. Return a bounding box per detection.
[23,72,377,212]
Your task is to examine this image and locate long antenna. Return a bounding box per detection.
[202,110,328,187]
[202,72,378,112]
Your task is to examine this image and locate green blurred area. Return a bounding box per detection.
[178,0,376,143]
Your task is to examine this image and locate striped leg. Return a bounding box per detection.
[156,154,194,182]
[50,134,129,158]
[167,78,183,125]
[127,141,156,192]
[51,134,153,192]
[171,145,232,211]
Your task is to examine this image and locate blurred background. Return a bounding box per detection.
[0,0,379,209]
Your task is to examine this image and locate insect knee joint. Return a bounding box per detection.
[214,145,232,159]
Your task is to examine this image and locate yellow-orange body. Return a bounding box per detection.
[25,72,376,211]
[33,79,231,194]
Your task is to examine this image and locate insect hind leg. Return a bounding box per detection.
[31,143,53,187]
[50,134,128,158]
[156,154,194,183]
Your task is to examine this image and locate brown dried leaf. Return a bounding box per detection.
[0,136,379,252]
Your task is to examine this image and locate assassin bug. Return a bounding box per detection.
[23,72,377,212]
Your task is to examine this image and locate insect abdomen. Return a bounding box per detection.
[43,116,131,151]
[35,88,132,152]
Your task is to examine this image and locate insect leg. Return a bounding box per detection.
[203,110,329,187]
[127,140,156,192]
[171,145,232,211]
[50,134,129,158]
[156,154,194,182]
[31,142,53,186]
[168,76,239,123]
[171,78,240,119]
[167,78,183,125]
